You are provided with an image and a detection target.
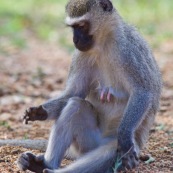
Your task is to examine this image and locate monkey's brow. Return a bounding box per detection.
[66,23,78,28]
[66,21,86,27]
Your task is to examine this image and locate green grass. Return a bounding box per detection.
[114,0,173,48]
[0,0,173,52]
[0,121,11,130]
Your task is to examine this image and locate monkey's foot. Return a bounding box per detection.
[100,87,114,103]
[116,146,139,172]
[17,152,48,173]
[23,105,48,124]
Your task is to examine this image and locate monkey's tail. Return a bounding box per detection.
[0,139,47,151]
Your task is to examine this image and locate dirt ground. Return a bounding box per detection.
[0,38,173,173]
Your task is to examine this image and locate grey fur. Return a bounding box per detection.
[66,0,96,17]
[17,1,162,173]
[0,139,47,151]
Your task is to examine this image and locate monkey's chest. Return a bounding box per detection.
[91,59,128,105]
[87,58,129,135]
[96,55,124,86]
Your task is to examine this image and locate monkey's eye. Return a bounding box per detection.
[72,24,86,32]
[79,22,90,32]
[71,21,90,33]
[79,25,86,31]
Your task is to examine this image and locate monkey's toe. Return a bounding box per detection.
[17,152,31,171]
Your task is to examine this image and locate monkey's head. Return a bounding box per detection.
[66,0,114,52]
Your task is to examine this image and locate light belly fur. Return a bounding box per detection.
[87,92,128,137]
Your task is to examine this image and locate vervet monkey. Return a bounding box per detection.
[17,0,162,172]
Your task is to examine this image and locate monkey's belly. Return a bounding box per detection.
[99,103,125,137]
[87,97,127,137]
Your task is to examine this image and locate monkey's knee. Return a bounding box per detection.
[64,97,95,116]
[68,97,93,108]
[58,97,99,154]
[62,97,97,128]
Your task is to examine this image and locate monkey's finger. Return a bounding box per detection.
[122,157,133,170]
[25,109,29,114]
[22,110,30,121]
[22,112,28,120]
[17,154,30,171]
[130,155,139,168]
[26,116,30,121]
[23,115,31,124]
[23,119,28,125]
[17,160,29,171]
[133,151,139,161]
[131,160,138,169]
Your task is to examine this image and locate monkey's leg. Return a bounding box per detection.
[18,97,103,172]
[43,141,117,173]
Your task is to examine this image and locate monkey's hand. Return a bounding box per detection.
[116,140,139,172]
[23,105,48,124]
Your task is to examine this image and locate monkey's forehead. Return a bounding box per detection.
[66,0,96,17]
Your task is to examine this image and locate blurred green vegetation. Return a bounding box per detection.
[0,0,173,52]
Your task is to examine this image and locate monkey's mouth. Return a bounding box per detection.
[75,43,93,52]
[74,35,94,52]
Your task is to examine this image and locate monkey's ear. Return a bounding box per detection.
[99,0,113,12]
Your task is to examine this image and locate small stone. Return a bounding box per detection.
[140,154,150,161]
[0,159,5,163]
[150,128,156,133]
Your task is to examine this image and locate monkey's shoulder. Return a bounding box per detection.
[119,25,152,61]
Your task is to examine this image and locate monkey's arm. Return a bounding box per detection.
[117,27,156,148]
[23,55,91,123]
[115,28,161,171]
[116,87,153,171]
[118,89,152,151]
[23,89,73,123]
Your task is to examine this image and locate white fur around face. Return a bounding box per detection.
[65,13,90,26]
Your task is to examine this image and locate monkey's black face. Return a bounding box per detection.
[72,21,94,52]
